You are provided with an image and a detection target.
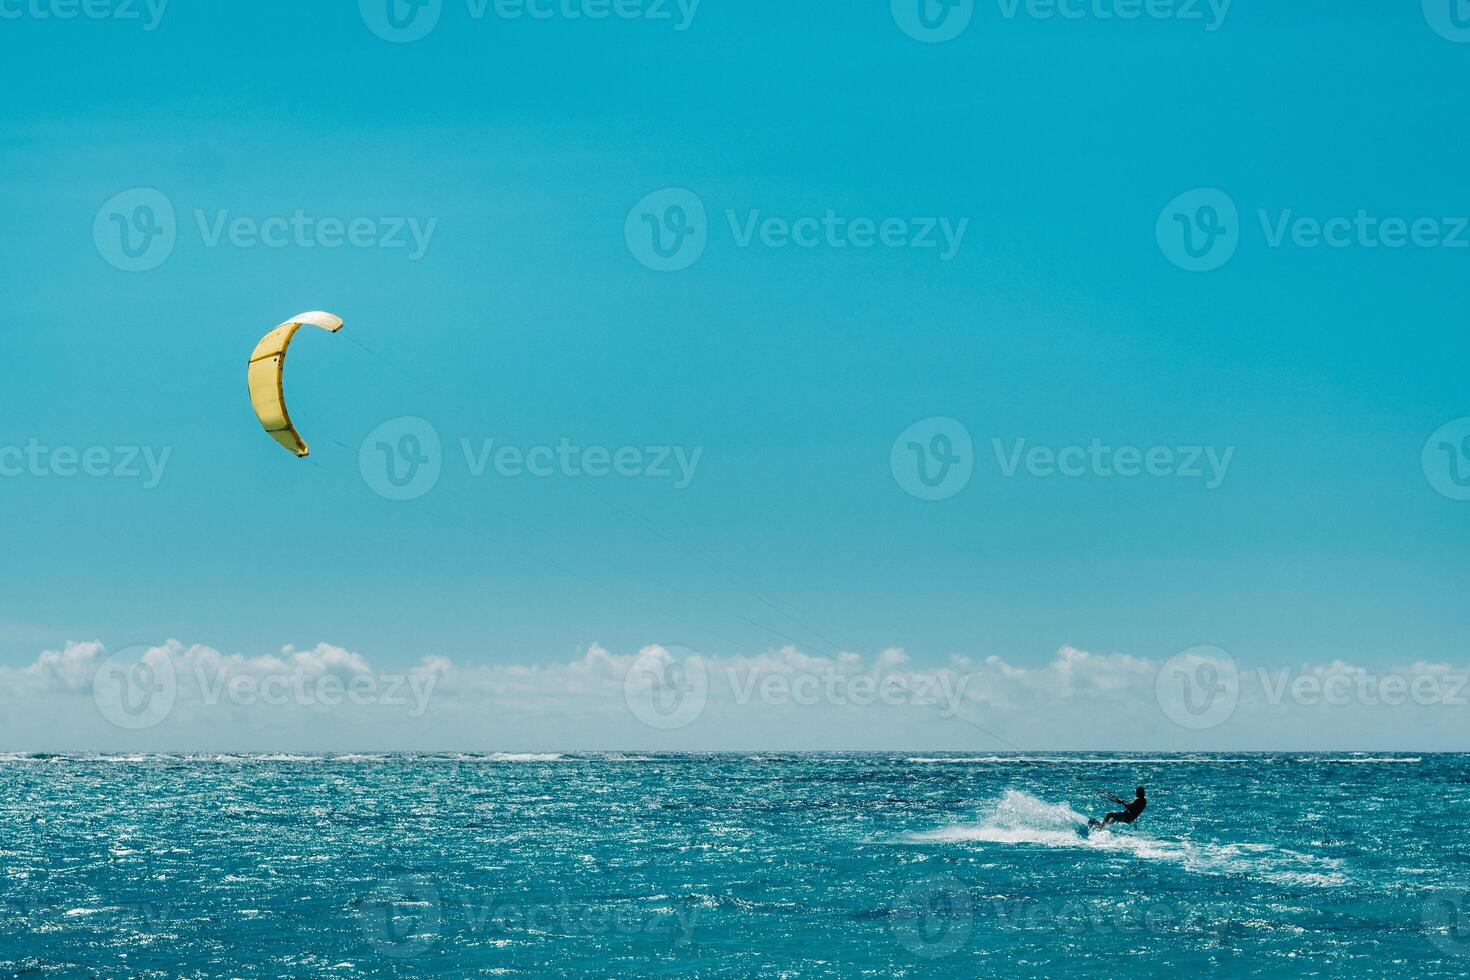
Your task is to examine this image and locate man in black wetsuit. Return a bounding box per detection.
[1089,786,1146,830]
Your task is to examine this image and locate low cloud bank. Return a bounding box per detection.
[0,640,1464,752]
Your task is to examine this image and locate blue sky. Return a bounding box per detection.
[2,2,1469,748]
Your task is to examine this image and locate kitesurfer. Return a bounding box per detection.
[1089,786,1146,830]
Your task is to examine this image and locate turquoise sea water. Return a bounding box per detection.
[0,753,1466,977]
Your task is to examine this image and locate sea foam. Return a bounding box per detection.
[911,790,1345,888]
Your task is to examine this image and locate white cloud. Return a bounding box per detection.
[14,640,105,693]
[0,640,1465,752]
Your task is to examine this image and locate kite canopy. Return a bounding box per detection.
[247,311,344,457]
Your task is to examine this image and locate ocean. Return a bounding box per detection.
[0,752,1464,977]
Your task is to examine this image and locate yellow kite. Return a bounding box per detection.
[247,311,343,457]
